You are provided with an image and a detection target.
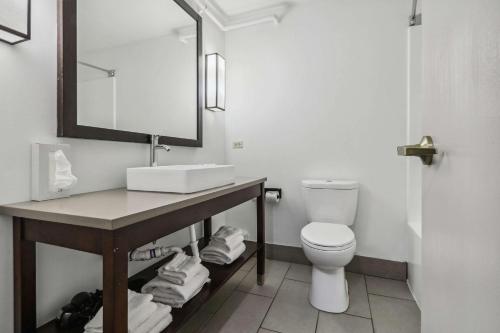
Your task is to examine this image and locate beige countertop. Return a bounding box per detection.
[0,177,266,230]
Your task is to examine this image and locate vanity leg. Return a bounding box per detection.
[102,232,128,333]
[13,217,37,333]
[257,183,266,286]
[203,217,212,243]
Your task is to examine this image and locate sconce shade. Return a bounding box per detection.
[205,53,226,111]
[0,0,31,45]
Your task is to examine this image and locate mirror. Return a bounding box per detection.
[58,0,202,147]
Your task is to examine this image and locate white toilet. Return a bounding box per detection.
[300,179,359,313]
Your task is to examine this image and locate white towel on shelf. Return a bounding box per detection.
[84,291,165,333]
[210,234,245,252]
[128,292,158,331]
[211,226,247,246]
[133,303,173,333]
[158,254,203,285]
[142,265,210,307]
[200,242,246,265]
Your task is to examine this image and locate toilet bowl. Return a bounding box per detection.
[300,180,359,313]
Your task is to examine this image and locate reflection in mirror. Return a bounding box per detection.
[76,0,198,140]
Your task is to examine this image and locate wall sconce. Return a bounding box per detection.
[205,53,226,111]
[0,0,31,45]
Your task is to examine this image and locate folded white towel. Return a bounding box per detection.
[133,304,173,333]
[200,242,246,265]
[158,253,202,285]
[212,226,247,246]
[163,252,189,271]
[210,234,245,252]
[84,290,166,333]
[142,265,210,307]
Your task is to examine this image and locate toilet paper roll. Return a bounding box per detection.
[265,191,280,203]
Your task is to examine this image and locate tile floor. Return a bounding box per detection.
[178,258,421,333]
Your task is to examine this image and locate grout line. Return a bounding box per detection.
[314,308,320,333]
[364,274,376,333]
[342,311,372,320]
[367,292,417,302]
[283,276,312,284]
[258,263,292,331]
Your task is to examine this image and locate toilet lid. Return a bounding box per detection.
[301,222,355,248]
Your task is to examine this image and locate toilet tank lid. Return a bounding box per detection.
[302,179,359,190]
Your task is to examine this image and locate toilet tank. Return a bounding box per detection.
[302,179,359,225]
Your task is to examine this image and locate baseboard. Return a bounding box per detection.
[265,243,407,281]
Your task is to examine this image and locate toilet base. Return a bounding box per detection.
[309,266,349,313]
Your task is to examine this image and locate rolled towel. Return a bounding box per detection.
[212,226,247,246]
[142,265,210,307]
[158,255,203,285]
[84,290,163,333]
[210,234,245,252]
[162,252,189,271]
[133,303,173,333]
[200,242,246,265]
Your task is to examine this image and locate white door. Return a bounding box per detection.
[422,0,500,332]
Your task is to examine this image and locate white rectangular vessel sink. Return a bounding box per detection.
[127,164,235,194]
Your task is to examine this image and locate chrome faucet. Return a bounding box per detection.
[150,134,171,167]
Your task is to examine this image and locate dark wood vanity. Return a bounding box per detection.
[0,177,266,333]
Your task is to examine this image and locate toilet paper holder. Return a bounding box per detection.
[264,188,282,200]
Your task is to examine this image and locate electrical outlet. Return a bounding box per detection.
[232,141,244,149]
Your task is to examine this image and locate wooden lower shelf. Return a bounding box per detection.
[37,240,260,333]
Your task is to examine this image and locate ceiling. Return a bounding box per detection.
[213,0,311,16]
[78,0,196,52]
[78,0,311,52]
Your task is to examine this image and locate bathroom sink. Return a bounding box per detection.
[126,164,235,193]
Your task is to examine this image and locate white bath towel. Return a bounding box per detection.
[210,234,245,252]
[158,255,203,285]
[133,304,173,333]
[142,265,210,307]
[211,226,247,246]
[84,290,165,333]
[200,242,246,265]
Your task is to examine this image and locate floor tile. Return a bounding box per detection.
[285,263,312,283]
[365,276,413,300]
[199,291,273,333]
[261,279,318,333]
[258,329,277,333]
[204,269,249,313]
[345,273,371,318]
[239,256,257,272]
[317,312,373,333]
[238,259,290,297]
[369,294,421,333]
[177,309,214,333]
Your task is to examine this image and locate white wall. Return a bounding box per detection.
[225,0,409,261]
[0,0,225,330]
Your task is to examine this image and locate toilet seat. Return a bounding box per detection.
[301,222,355,251]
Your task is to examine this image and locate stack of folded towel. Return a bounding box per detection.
[84,290,172,333]
[141,252,210,308]
[200,225,247,265]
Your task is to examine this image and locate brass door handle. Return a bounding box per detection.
[397,136,437,165]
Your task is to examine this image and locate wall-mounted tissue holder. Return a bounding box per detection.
[32,143,78,201]
[264,188,282,203]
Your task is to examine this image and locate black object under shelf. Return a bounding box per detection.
[37,240,259,333]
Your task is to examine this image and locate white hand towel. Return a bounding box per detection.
[142,265,210,307]
[212,226,247,246]
[84,290,164,333]
[158,257,203,285]
[163,252,189,271]
[200,242,246,265]
[133,303,173,333]
[210,234,245,252]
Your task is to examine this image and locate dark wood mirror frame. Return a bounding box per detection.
[57,0,203,147]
